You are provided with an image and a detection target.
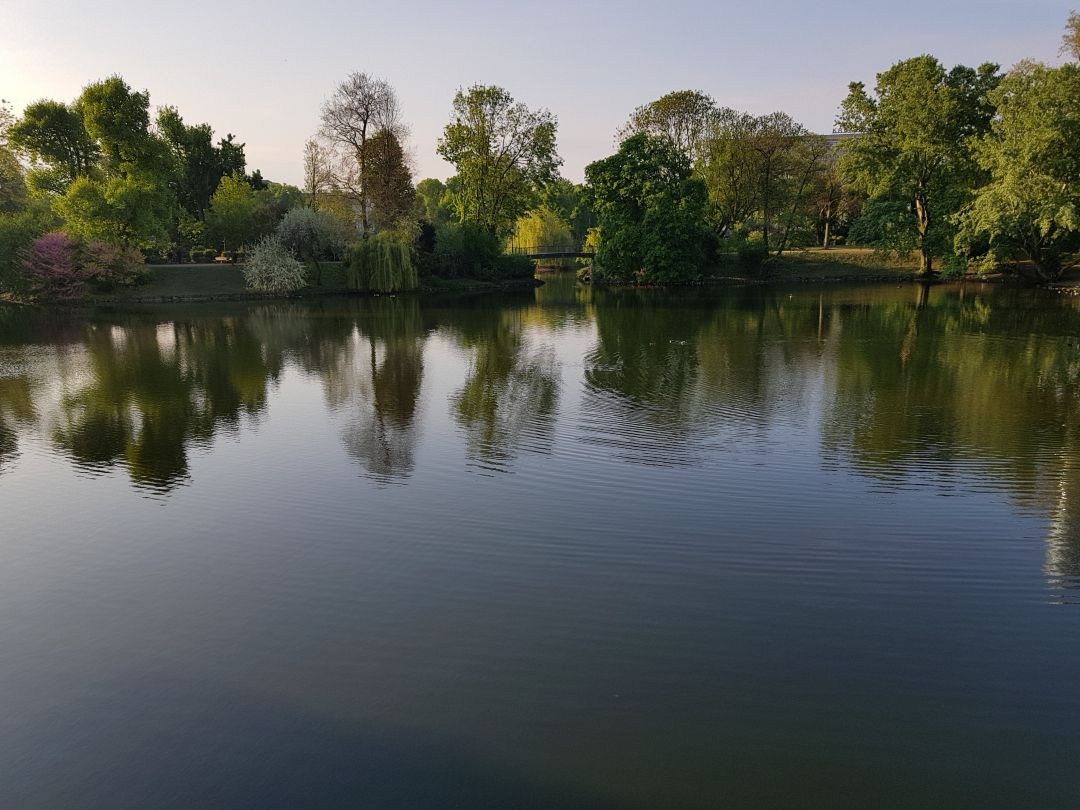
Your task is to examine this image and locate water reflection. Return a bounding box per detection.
[447,304,560,473]
[0,281,1078,588]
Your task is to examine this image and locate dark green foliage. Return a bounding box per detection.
[0,207,57,294]
[584,133,708,282]
[416,222,534,282]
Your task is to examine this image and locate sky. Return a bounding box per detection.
[0,0,1071,186]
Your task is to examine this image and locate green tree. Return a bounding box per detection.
[54,174,172,247]
[157,106,247,219]
[957,61,1080,281]
[617,90,717,161]
[416,177,452,225]
[0,147,27,213]
[364,129,415,230]
[540,178,596,244]
[437,85,561,237]
[320,72,403,236]
[78,76,153,176]
[584,133,707,282]
[1063,10,1080,61]
[8,99,97,185]
[696,108,761,236]
[838,56,1001,276]
[205,172,258,251]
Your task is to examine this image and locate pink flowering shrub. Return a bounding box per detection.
[81,240,147,291]
[22,232,84,301]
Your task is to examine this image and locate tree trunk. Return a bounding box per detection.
[914,196,933,277]
[822,218,831,249]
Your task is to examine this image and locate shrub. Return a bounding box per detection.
[242,236,308,293]
[0,211,51,295]
[346,233,418,292]
[23,232,84,300]
[417,222,534,282]
[735,233,769,270]
[277,207,350,262]
[81,241,147,291]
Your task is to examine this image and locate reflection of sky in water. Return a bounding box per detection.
[1,282,1080,807]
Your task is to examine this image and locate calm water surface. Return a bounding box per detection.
[1,276,1079,808]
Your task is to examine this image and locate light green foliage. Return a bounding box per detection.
[242,235,308,292]
[54,174,172,247]
[584,133,708,282]
[8,99,98,185]
[958,61,1080,281]
[206,173,258,251]
[1063,11,1080,61]
[416,178,453,225]
[78,76,152,176]
[346,233,417,292]
[437,85,561,237]
[696,108,762,236]
[511,206,574,267]
[540,178,595,243]
[838,55,1001,275]
[617,90,717,161]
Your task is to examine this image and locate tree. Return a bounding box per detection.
[157,106,247,219]
[54,174,172,247]
[540,178,596,244]
[302,138,334,210]
[437,85,561,237]
[584,133,708,282]
[616,90,717,161]
[838,56,1001,276]
[696,108,761,236]
[205,172,258,251]
[363,129,415,230]
[8,99,97,184]
[958,61,1080,281]
[1063,10,1080,61]
[416,177,452,225]
[810,158,862,248]
[78,76,153,176]
[0,147,27,214]
[320,72,403,236]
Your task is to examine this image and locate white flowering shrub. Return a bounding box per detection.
[242,236,308,293]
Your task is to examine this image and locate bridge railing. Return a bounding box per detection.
[507,243,584,256]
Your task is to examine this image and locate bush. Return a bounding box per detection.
[0,210,52,295]
[417,222,535,282]
[23,232,84,300]
[81,241,147,291]
[277,207,350,262]
[346,233,418,293]
[242,236,308,293]
[735,233,769,270]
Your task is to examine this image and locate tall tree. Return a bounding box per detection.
[320,72,403,236]
[617,90,717,161]
[838,56,1001,276]
[363,129,415,230]
[696,108,761,237]
[205,173,258,251]
[1063,10,1080,61]
[157,106,247,219]
[8,99,97,185]
[958,60,1080,281]
[302,138,334,210]
[416,177,452,225]
[437,85,561,237]
[584,133,707,282]
[78,76,153,176]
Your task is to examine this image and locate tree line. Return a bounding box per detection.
[1,11,1077,300]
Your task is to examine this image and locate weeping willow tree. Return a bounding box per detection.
[345,233,418,292]
[510,205,575,268]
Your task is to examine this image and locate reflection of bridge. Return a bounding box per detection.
[508,244,595,260]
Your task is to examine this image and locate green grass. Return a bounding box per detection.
[94,261,351,302]
[745,247,918,281]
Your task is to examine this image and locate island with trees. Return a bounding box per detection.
[0,12,1077,304]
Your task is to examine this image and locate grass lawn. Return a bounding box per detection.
[755,247,919,280]
[95,262,350,302]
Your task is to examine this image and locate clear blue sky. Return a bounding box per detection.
[0,0,1070,185]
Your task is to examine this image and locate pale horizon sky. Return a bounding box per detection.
[1,0,1071,186]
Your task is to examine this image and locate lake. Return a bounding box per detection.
[1,276,1079,808]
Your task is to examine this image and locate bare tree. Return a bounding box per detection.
[302,138,334,209]
[320,73,405,236]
